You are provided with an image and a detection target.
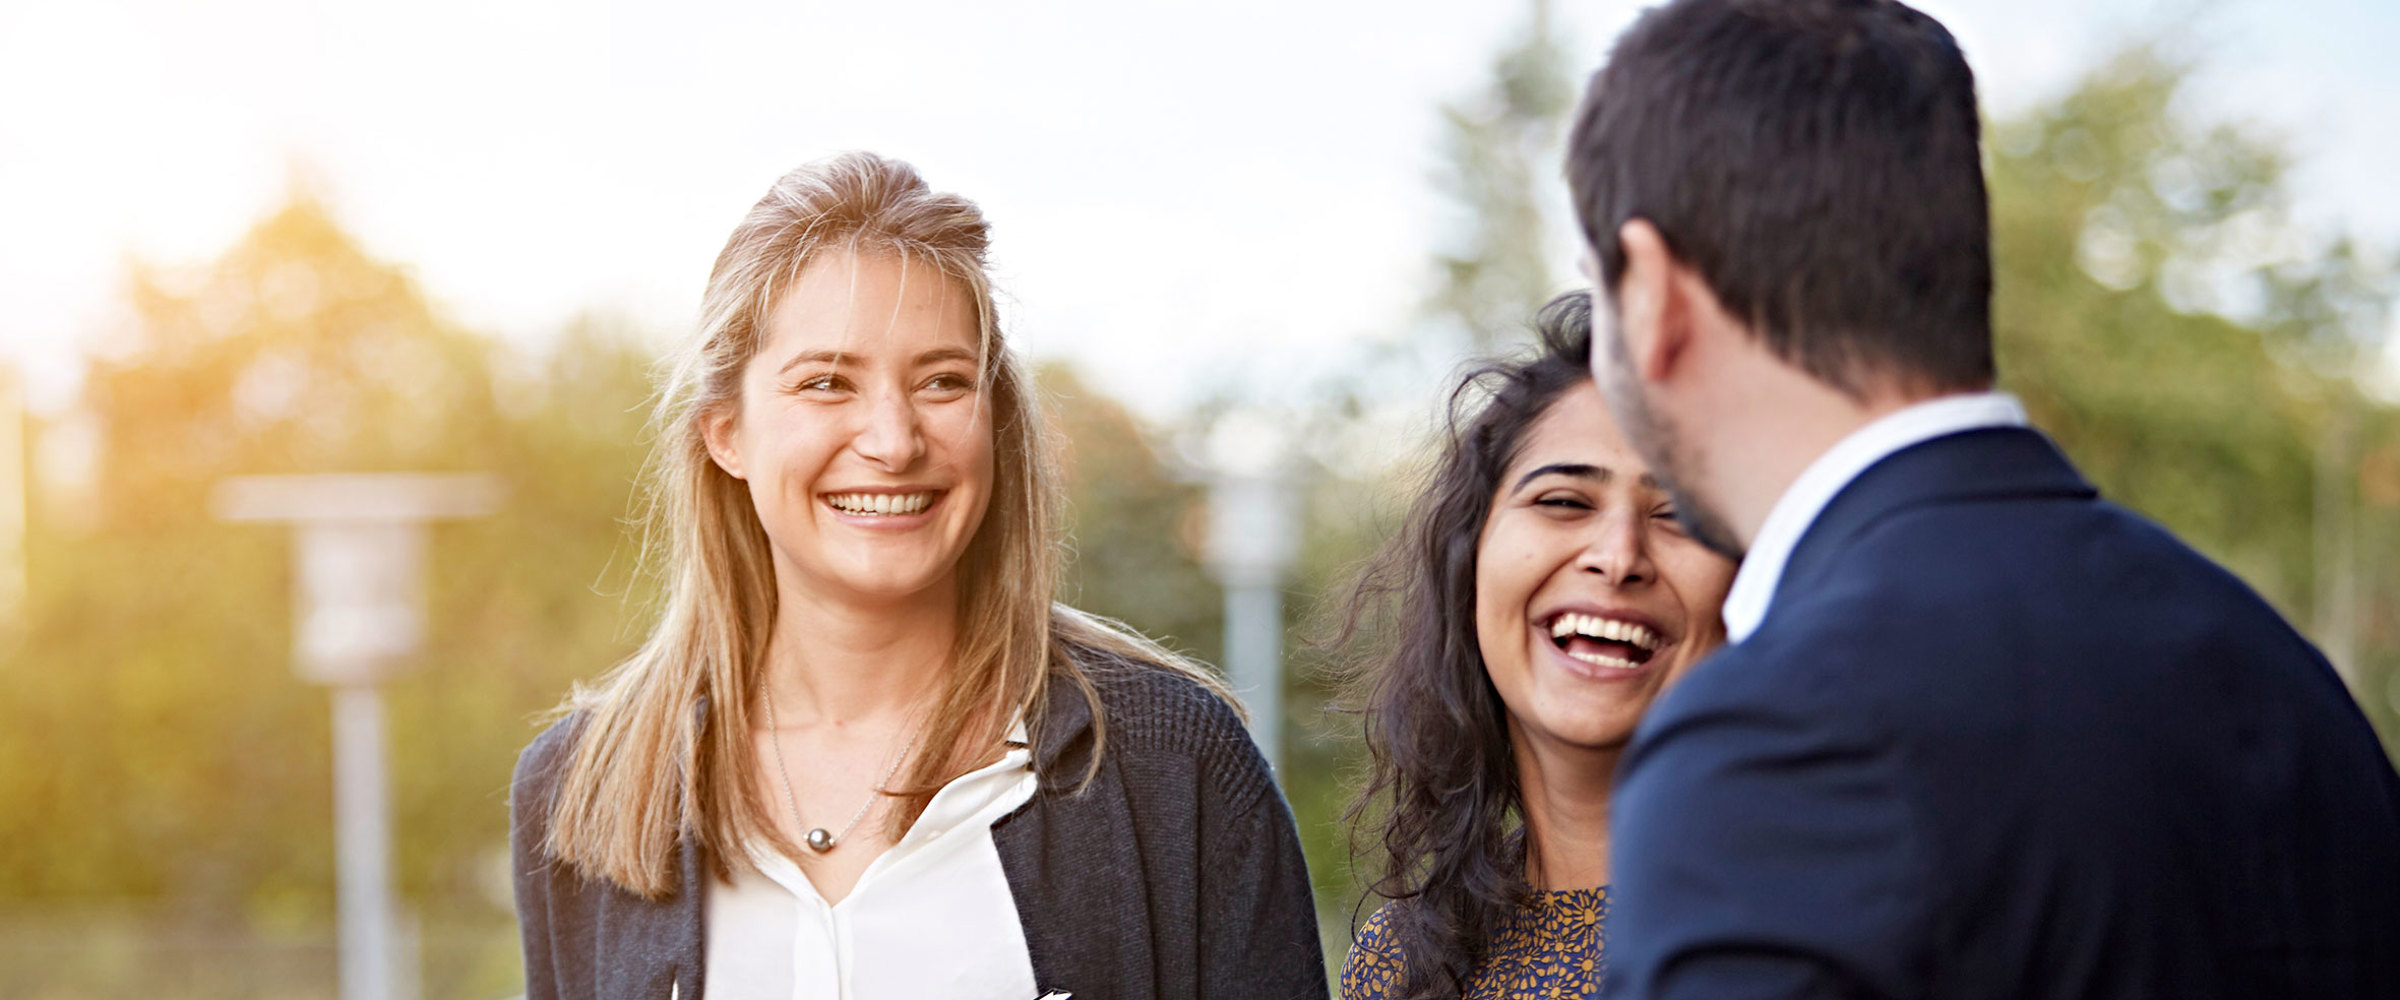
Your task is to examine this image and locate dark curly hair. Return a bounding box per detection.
[1335,292,1595,999]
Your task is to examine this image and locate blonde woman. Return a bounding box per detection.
[509,153,1325,1000]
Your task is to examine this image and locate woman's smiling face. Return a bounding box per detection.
[703,249,996,609]
[1473,380,1737,756]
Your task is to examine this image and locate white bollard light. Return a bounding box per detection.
[215,473,499,1000]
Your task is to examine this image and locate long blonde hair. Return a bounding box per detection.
[543,152,1232,898]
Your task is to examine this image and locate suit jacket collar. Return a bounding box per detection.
[1723,393,2030,640]
[1765,426,2098,629]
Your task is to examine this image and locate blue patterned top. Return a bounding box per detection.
[1340,887,1609,999]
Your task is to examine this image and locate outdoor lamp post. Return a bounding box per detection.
[1198,412,1301,772]
[214,473,500,1000]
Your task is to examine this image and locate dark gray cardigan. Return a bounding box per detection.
[510,657,1329,1000]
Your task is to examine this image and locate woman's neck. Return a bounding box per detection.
[762,575,958,727]
[1511,728,1619,892]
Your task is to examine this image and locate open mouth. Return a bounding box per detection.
[823,491,938,517]
[1545,612,1662,670]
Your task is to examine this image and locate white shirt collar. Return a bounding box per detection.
[1721,391,2029,643]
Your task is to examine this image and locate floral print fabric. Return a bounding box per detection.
[1340,887,1608,1000]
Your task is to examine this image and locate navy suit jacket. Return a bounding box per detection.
[1603,427,2400,1000]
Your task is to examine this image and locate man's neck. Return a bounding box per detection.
[1692,367,1950,550]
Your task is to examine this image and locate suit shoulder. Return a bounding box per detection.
[1839,490,2258,611]
[1784,493,2321,685]
[1664,617,1889,709]
[1637,610,1948,774]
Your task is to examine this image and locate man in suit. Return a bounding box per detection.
[1566,1,2400,998]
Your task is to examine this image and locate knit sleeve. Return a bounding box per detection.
[1192,693,1330,1000]
[510,715,581,1000]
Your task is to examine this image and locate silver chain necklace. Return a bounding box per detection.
[762,690,918,854]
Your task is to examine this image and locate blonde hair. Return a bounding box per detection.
[543,152,1233,898]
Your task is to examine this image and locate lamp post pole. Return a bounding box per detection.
[1200,414,1300,772]
[215,474,499,1000]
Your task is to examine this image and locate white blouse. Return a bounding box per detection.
[704,731,1042,1000]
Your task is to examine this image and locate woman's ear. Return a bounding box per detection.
[701,401,746,481]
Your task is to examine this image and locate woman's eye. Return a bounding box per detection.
[1535,495,1593,510]
[794,374,843,393]
[923,372,976,394]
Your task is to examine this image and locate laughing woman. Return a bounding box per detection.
[1334,294,1738,1000]
[509,153,1325,1000]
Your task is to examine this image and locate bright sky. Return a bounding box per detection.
[3,0,2396,418]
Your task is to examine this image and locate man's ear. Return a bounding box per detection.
[701,401,746,481]
[1615,218,1690,385]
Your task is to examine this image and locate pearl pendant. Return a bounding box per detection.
[804,828,835,852]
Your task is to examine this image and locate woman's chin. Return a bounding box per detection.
[1524,651,1657,742]
[1519,708,1640,757]
[786,555,960,607]
[837,574,951,604]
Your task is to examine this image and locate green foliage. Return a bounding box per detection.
[9,195,501,906]
[1041,363,1223,667]
[1428,0,1576,353]
[1994,47,2311,604]
[1,196,661,995]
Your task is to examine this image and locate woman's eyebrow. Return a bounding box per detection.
[776,349,850,376]
[776,347,975,376]
[1513,463,1605,492]
[1512,462,1663,493]
[915,347,977,367]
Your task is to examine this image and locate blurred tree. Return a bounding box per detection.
[389,313,658,935]
[1427,0,1576,354]
[1042,362,1224,667]
[3,190,508,913]
[0,193,660,997]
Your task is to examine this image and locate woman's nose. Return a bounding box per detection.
[1577,509,1653,587]
[850,388,925,471]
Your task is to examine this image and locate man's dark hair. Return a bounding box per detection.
[1566,0,1994,396]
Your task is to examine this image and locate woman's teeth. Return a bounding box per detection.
[1548,612,1662,669]
[824,492,934,516]
[1548,613,1661,649]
